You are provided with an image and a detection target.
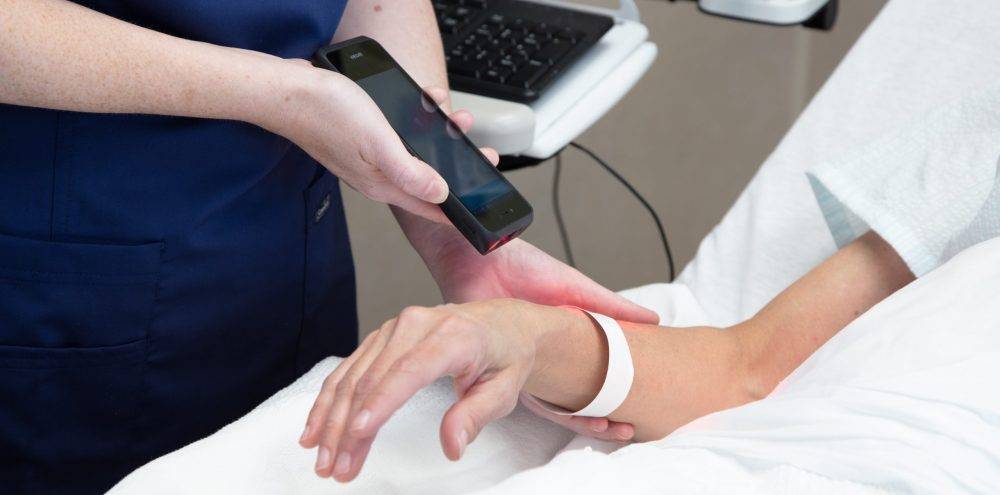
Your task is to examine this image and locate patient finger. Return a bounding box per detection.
[331,313,438,478]
[350,333,474,441]
[315,327,391,477]
[301,341,368,448]
[332,436,374,483]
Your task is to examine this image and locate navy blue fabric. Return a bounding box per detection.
[0,2,355,493]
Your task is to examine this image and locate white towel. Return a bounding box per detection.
[109,356,574,495]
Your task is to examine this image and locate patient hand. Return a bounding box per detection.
[299,300,579,482]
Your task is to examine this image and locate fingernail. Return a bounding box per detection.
[316,446,332,472]
[456,429,468,459]
[299,423,312,443]
[350,410,371,433]
[434,181,448,203]
[333,451,352,476]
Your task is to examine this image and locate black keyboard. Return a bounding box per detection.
[435,0,614,103]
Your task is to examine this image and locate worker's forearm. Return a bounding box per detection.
[334,0,447,93]
[525,231,914,441]
[0,0,313,128]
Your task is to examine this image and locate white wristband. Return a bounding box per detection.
[531,309,634,418]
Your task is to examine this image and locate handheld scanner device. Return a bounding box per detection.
[313,37,533,255]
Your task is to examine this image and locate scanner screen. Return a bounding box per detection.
[355,69,511,214]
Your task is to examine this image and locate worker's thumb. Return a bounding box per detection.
[381,144,449,204]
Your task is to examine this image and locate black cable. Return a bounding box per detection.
[551,152,576,267]
[568,141,676,282]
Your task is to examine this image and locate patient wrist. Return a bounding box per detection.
[529,307,634,418]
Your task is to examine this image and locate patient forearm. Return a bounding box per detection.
[527,313,748,441]
[526,231,914,441]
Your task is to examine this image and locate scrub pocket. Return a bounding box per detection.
[0,233,162,470]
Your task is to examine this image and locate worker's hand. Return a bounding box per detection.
[394,87,646,442]
[518,393,634,443]
[259,63,494,222]
[299,299,567,482]
[395,88,659,326]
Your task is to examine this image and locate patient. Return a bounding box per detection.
[300,230,914,480]
[301,80,1000,483]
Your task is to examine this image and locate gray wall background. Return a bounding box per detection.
[344,0,888,335]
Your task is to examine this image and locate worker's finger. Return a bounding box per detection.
[422,86,450,108]
[439,372,522,460]
[447,109,474,133]
[606,421,636,442]
[314,327,391,478]
[546,263,659,324]
[479,147,499,166]
[520,393,607,433]
[520,394,634,441]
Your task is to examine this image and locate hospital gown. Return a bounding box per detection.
[808,85,1000,276]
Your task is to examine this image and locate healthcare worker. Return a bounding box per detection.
[0,1,656,492]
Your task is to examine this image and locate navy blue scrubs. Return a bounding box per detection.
[0,1,356,493]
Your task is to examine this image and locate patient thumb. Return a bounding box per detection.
[439,377,519,461]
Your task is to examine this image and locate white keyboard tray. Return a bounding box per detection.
[451,3,657,159]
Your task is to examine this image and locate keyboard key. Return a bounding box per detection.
[439,0,614,102]
[483,66,513,83]
[441,17,461,33]
[476,24,499,36]
[556,28,580,42]
[535,39,571,65]
[508,60,547,88]
[448,59,482,79]
[449,46,468,61]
